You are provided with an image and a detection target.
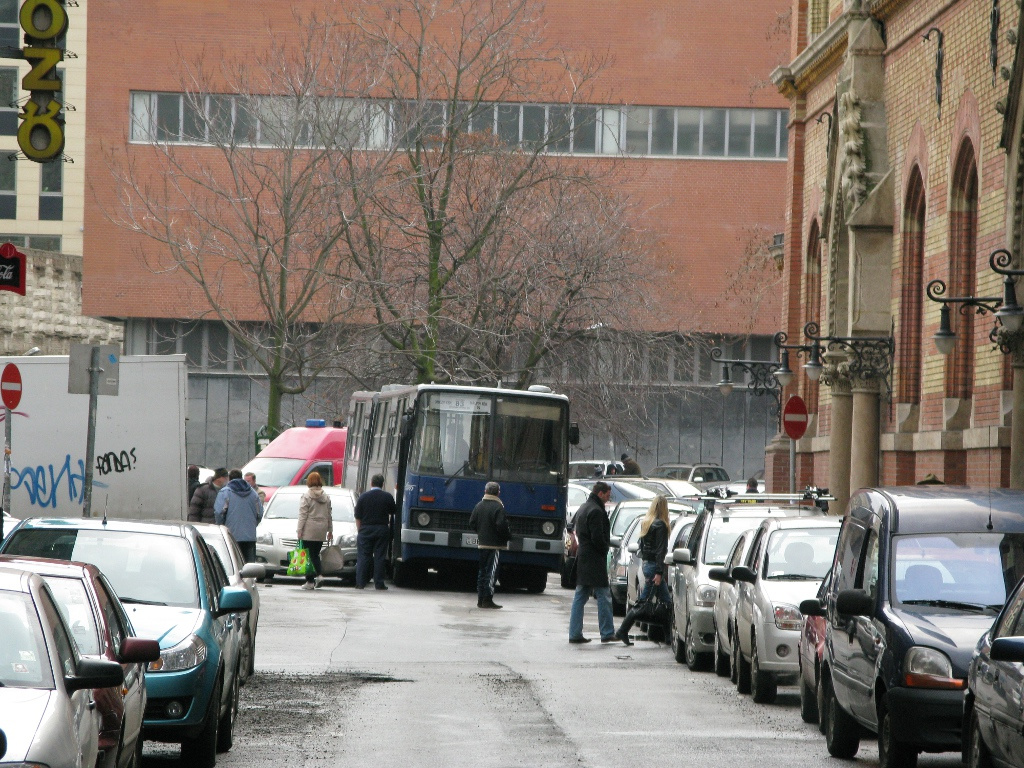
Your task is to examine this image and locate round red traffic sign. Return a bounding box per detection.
[1,362,22,410]
[782,395,808,441]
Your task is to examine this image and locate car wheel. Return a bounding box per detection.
[750,635,777,704]
[180,673,221,768]
[671,613,686,663]
[729,624,739,684]
[262,570,274,583]
[248,627,257,679]
[685,620,711,671]
[799,666,819,724]
[559,563,574,590]
[967,710,994,768]
[216,665,240,753]
[239,629,252,686]
[878,700,917,768]
[823,673,860,759]
[713,626,730,677]
[524,568,547,594]
[735,635,751,694]
[130,725,144,768]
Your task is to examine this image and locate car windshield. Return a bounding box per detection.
[4,529,200,608]
[892,532,1024,611]
[567,486,589,518]
[612,506,647,537]
[241,457,306,487]
[265,491,356,522]
[763,528,838,580]
[704,517,764,565]
[0,591,54,688]
[43,576,100,655]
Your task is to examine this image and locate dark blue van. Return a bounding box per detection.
[800,487,1024,768]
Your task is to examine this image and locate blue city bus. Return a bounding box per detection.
[343,384,578,591]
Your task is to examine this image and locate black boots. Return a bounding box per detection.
[478,596,502,609]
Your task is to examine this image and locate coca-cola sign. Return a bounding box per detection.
[0,242,26,295]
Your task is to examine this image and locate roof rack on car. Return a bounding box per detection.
[693,486,834,513]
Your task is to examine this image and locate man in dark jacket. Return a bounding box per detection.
[469,482,511,609]
[188,467,227,524]
[621,453,642,476]
[569,481,616,643]
[354,473,397,590]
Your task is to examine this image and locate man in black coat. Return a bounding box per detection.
[469,481,511,609]
[568,481,616,643]
[354,473,397,590]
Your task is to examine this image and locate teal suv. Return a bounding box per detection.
[0,518,253,768]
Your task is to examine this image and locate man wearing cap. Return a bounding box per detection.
[189,467,228,524]
[621,453,642,475]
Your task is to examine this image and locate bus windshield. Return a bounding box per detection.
[409,392,566,485]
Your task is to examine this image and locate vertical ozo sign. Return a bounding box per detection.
[18,0,66,162]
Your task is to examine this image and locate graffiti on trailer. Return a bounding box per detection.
[95,448,137,476]
[11,455,108,508]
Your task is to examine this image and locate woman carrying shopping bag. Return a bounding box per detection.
[614,496,672,645]
[296,472,333,590]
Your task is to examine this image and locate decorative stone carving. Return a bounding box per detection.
[839,90,868,212]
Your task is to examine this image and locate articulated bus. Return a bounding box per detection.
[344,384,578,591]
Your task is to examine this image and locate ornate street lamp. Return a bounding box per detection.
[772,330,820,387]
[802,321,896,394]
[709,346,782,423]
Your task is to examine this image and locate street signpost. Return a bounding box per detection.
[69,345,120,518]
[1,362,22,537]
[782,396,809,493]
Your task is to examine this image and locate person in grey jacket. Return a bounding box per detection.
[215,468,263,562]
[188,468,227,524]
[469,482,511,609]
[296,471,333,590]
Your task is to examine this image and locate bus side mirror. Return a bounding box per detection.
[568,423,580,446]
[401,413,414,440]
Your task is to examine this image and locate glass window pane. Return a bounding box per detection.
[130,93,153,142]
[522,105,545,147]
[182,95,206,142]
[467,103,493,135]
[548,106,571,151]
[208,95,232,143]
[572,106,597,154]
[155,94,181,142]
[598,108,621,154]
[39,193,62,220]
[701,108,726,156]
[0,156,14,190]
[0,0,16,22]
[496,104,520,145]
[151,320,178,356]
[652,107,674,155]
[0,193,14,219]
[0,67,15,104]
[233,99,256,144]
[41,161,61,193]
[181,321,203,368]
[624,107,649,154]
[728,109,753,157]
[207,323,229,370]
[28,235,59,251]
[422,101,446,145]
[779,112,788,156]
[676,108,700,156]
[753,110,778,157]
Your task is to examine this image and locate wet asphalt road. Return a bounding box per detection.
[142,573,963,767]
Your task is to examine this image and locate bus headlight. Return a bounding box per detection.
[541,521,556,535]
[417,512,431,527]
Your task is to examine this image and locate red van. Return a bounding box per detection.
[241,420,347,502]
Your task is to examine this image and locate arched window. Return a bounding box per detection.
[804,220,822,411]
[897,167,926,403]
[946,139,978,400]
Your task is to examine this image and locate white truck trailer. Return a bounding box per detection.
[1,354,188,520]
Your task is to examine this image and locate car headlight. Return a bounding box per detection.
[417,512,431,527]
[256,531,274,545]
[773,604,803,631]
[542,521,556,536]
[336,533,358,547]
[149,634,208,673]
[696,585,718,607]
[903,646,965,689]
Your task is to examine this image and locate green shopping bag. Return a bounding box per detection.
[287,540,311,577]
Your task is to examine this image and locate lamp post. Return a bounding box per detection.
[925,248,1024,487]
[771,331,822,492]
[710,347,782,419]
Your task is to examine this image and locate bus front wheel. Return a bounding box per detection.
[524,568,548,594]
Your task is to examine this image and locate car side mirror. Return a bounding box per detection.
[627,542,639,554]
[66,657,124,692]
[693,476,704,483]
[240,563,265,580]
[609,536,622,549]
[568,422,580,446]
[708,566,733,584]
[731,565,757,584]
[672,548,694,565]
[118,637,161,664]
[217,585,254,616]
[990,637,1024,663]
[663,553,674,567]
[835,588,873,617]
[799,598,825,617]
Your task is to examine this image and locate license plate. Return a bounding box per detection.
[463,534,478,547]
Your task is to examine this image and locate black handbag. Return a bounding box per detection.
[633,593,671,625]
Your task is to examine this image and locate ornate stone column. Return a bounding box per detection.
[827,374,853,514]
[850,378,881,492]
[1012,355,1024,489]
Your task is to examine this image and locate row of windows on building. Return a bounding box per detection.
[130,92,789,160]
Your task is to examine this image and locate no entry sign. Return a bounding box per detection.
[782,395,808,441]
[1,363,22,410]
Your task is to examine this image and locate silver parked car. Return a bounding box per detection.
[731,516,841,703]
[709,529,757,678]
[0,567,125,768]
[255,485,358,581]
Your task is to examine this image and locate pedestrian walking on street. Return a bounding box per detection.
[569,481,616,644]
[469,482,511,609]
[187,465,201,504]
[215,468,263,563]
[188,467,228,524]
[354,473,396,590]
[296,471,333,590]
[621,453,642,476]
[245,470,264,512]
[615,496,672,645]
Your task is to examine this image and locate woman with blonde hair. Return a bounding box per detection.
[614,495,672,645]
[296,471,333,590]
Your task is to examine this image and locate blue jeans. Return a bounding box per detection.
[356,524,390,587]
[637,561,671,604]
[569,585,614,640]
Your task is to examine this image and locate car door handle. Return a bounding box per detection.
[87,699,96,710]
